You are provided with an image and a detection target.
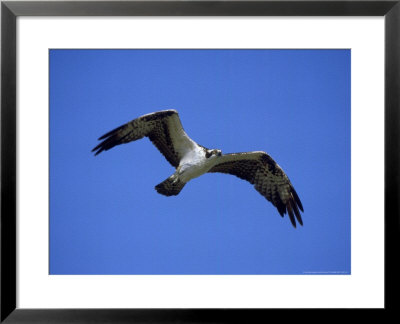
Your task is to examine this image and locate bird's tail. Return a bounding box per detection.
[155,175,186,196]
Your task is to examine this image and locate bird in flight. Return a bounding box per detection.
[92,110,304,227]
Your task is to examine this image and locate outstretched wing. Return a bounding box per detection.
[209,151,304,228]
[92,110,197,167]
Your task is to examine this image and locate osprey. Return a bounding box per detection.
[92,110,304,227]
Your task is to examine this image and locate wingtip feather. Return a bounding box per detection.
[291,186,304,212]
[286,202,297,228]
[98,124,125,140]
[290,197,303,226]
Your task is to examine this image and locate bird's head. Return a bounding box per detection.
[206,149,222,158]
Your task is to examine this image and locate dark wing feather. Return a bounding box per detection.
[209,152,304,228]
[92,110,197,168]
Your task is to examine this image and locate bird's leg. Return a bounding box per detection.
[175,165,186,178]
[169,172,179,184]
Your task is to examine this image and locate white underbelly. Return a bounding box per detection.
[178,161,213,183]
[177,147,219,183]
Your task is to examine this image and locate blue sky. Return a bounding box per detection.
[49,49,350,275]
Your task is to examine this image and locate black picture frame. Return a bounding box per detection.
[1,0,399,322]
